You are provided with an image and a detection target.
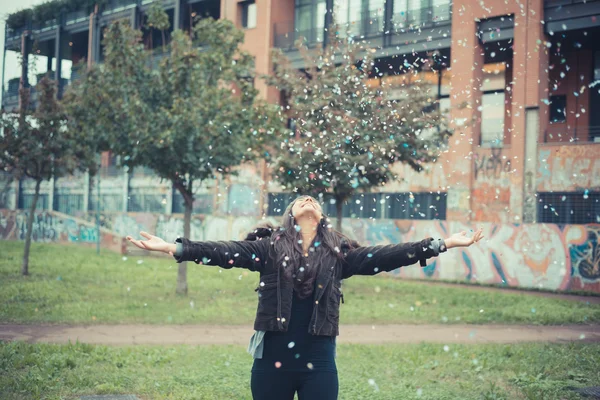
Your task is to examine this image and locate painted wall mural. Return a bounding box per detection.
[0,209,125,253]
[2,209,598,293]
[472,147,514,223]
[537,145,600,192]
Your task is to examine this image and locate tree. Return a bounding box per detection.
[0,77,98,275]
[65,19,282,295]
[265,35,452,231]
[145,1,170,52]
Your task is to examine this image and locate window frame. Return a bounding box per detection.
[240,1,257,29]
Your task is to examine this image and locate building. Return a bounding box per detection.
[2,0,599,225]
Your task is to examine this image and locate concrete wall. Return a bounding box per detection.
[5,208,594,293]
[0,209,126,254]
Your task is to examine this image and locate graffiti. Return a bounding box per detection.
[473,148,512,181]
[2,208,599,293]
[569,226,600,281]
[447,187,470,212]
[471,183,511,223]
[0,210,124,253]
[111,213,157,238]
[15,212,59,242]
[64,219,99,243]
[0,210,17,240]
[385,161,449,192]
[344,219,599,293]
[522,171,537,223]
[537,145,600,191]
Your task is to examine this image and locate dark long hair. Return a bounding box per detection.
[245,196,358,299]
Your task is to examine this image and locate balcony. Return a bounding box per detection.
[544,0,600,33]
[274,4,452,66]
[544,125,600,143]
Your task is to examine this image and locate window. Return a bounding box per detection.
[128,191,167,213]
[549,95,566,124]
[365,0,386,36]
[19,194,49,210]
[172,192,213,214]
[323,193,382,219]
[480,91,505,147]
[334,0,362,37]
[537,192,600,224]
[241,1,257,29]
[89,194,122,212]
[54,193,84,215]
[267,193,297,216]
[294,0,326,44]
[384,192,447,220]
[267,191,447,220]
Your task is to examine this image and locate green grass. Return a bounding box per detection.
[1,241,599,325]
[1,340,599,400]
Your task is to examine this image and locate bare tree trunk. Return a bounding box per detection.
[177,192,192,295]
[335,196,343,233]
[161,30,166,53]
[22,179,41,276]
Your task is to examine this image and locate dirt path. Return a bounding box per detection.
[1,323,599,346]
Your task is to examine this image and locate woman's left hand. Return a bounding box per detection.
[445,228,484,249]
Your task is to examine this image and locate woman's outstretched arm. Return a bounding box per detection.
[341,228,483,279]
[127,231,270,272]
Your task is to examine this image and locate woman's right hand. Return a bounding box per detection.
[126,231,176,255]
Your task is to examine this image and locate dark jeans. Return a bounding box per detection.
[251,370,339,400]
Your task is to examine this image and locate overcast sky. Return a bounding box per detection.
[1,0,47,102]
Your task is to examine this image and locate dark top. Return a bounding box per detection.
[251,291,336,373]
[174,237,447,336]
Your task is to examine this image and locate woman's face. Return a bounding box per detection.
[291,196,323,222]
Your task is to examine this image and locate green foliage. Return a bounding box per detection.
[266,34,452,227]
[0,78,97,184]
[5,9,33,31]
[66,18,281,198]
[6,0,105,30]
[64,18,283,294]
[145,1,170,51]
[146,1,170,31]
[1,340,598,399]
[0,79,99,275]
[1,241,598,325]
[64,23,153,166]
[32,1,60,24]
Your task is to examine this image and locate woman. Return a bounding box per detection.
[127,195,484,400]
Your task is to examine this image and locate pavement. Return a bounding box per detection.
[1,323,599,346]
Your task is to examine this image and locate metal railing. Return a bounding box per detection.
[102,0,138,14]
[273,21,323,49]
[31,19,59,33]
[65,9,89,26]
[274,4,451,50]
[545,0,600,8]
[391,4,451,30]
[544,125,600,143]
